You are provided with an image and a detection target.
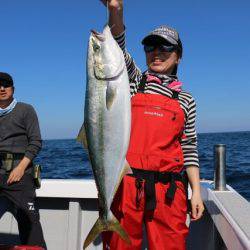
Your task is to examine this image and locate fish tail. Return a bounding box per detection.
[83,213,131,249]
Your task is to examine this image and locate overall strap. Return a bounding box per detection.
[137,74,147,93]
[129,168,185,211]
[172,90,179,99]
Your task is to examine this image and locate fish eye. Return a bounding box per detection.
[92,41,101,52]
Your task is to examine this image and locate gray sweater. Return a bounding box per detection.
[0,102,42,161]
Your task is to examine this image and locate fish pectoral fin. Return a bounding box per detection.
[83,214,131,249]
[113,160,132,197]
[106,84,117,110]
[76,122,88,148]
[123,160,133,175]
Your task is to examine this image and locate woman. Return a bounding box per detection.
[101,1,204,249]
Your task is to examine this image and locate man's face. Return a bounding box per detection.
[144,42,180,75]
[0,85,14,102]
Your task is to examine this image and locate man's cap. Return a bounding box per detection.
[142,25,183,57]
[0,72,14,87]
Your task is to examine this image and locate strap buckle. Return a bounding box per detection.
[0,153,14,171]
[33,164,42,189]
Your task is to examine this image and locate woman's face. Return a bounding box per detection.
[146,48,180,75]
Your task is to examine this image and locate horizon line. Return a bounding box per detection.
[42,130,250,141]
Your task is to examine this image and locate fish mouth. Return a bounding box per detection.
[91,29,105,42]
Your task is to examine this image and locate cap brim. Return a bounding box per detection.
[142,34,177,46]
[0,72,14,86]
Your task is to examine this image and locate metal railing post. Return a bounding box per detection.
[214,144,227,191]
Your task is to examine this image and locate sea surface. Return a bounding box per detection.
[36,131,250,201]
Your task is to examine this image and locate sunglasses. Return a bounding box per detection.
[144,43,176,53]
[0,81,12,88]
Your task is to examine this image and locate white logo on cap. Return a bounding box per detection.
[155,27,177,38]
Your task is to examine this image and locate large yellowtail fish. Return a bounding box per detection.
[78,25,131,249]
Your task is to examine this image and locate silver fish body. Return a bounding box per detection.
[79,25,131,249]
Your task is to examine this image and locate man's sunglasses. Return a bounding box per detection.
[0,81,12,88]
[144,43,176,53]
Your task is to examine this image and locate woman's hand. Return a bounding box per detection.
[99,0,124,36]
[100,0,123,11]
[190,192,204,221]
[186,167,204,220]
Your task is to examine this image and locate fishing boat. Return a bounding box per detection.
[0,145,249,250]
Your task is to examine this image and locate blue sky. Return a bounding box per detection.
[0,0,249,139]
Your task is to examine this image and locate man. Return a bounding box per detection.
[0,72,46,249]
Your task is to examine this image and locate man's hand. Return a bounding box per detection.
[7,165,25,184]
[7,156,31,185]
[190,192,204,221]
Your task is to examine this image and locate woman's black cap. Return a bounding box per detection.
[0,72,14,87]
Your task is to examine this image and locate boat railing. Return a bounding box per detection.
[0,179,249,250]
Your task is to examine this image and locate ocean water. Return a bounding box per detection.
[36,131,250,201]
